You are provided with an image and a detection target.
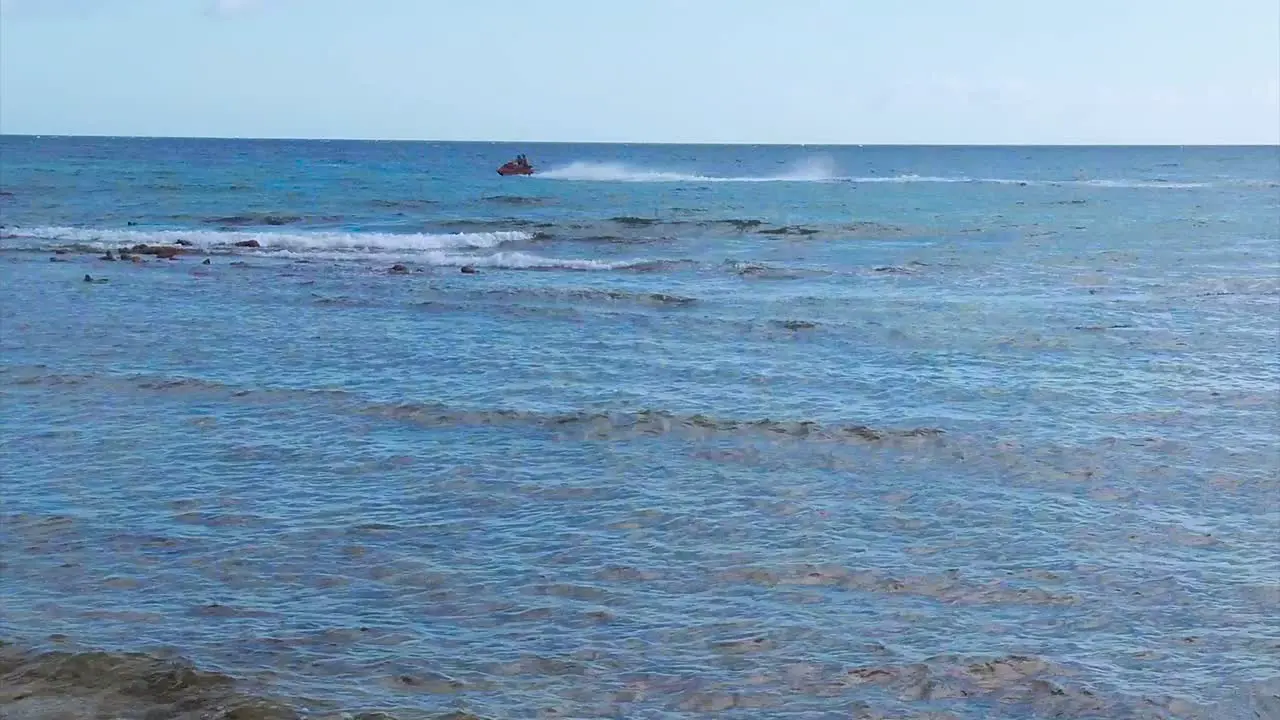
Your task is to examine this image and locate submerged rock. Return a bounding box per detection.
[646,293,696,305]
[385,670,466,693]
[775,320,817,330]
[460,265,478,274]
[389,264,409,274]
[758,225,819,236]
[0,644,301,720]
[233,239,261,248]
[611,215,659,226]
[840,654,1110,716]
[202,258,211,265]
[712,636,775,654]
[100,251,116,261]
[130,244,182,259]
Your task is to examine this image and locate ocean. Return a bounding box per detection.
[0,137,1277,719]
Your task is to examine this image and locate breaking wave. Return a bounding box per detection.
[2,226,535,253]
[538,157,839,183]
[0,226,644,270]
[3,227,652,271]
[229,249,649,271]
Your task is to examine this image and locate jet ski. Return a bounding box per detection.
[497,154,534,176]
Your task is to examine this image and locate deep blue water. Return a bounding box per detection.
[1,137,1278,719]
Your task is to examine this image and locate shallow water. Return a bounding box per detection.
[1,138,1278,719]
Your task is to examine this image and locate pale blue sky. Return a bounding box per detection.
[2,0,1277,143]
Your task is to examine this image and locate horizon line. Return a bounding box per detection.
[1,133,1277,148]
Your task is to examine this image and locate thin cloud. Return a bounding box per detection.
[1,0,109,17]
[210,0,260,16]
[3,0,267,17]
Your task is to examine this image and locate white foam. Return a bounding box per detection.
[846,175,1210,188]
[5,226,534,252]
[536,163,1220,189]
[1071,179,1209,189]
[1224,178,1280,188]
[229,248,638,270]
[419,250,635,271]
[539,157,839,183]
[540,162,701,183]
[846,174,977,184]
[2,225,639,271]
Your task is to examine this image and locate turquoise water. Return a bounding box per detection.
[1,138,1278,719]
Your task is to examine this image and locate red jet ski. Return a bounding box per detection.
[498,154,534,176]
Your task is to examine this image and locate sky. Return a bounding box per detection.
[1,0,1277,144]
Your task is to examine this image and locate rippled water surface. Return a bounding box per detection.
[1,138,1278,719]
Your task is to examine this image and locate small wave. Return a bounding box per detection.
[362,405,942,443]
[3,226,535,254]
[726,260,822,280]
[440,218,541,230]
[459,286,698,307]
[368,198,437,209]
[538,157,838,183]
[203,213,302,226]
[726,565,1075,606]
[5,369,943,443]
[484,194,553,205]
[571,234,666,245]
[626,259,698,273]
